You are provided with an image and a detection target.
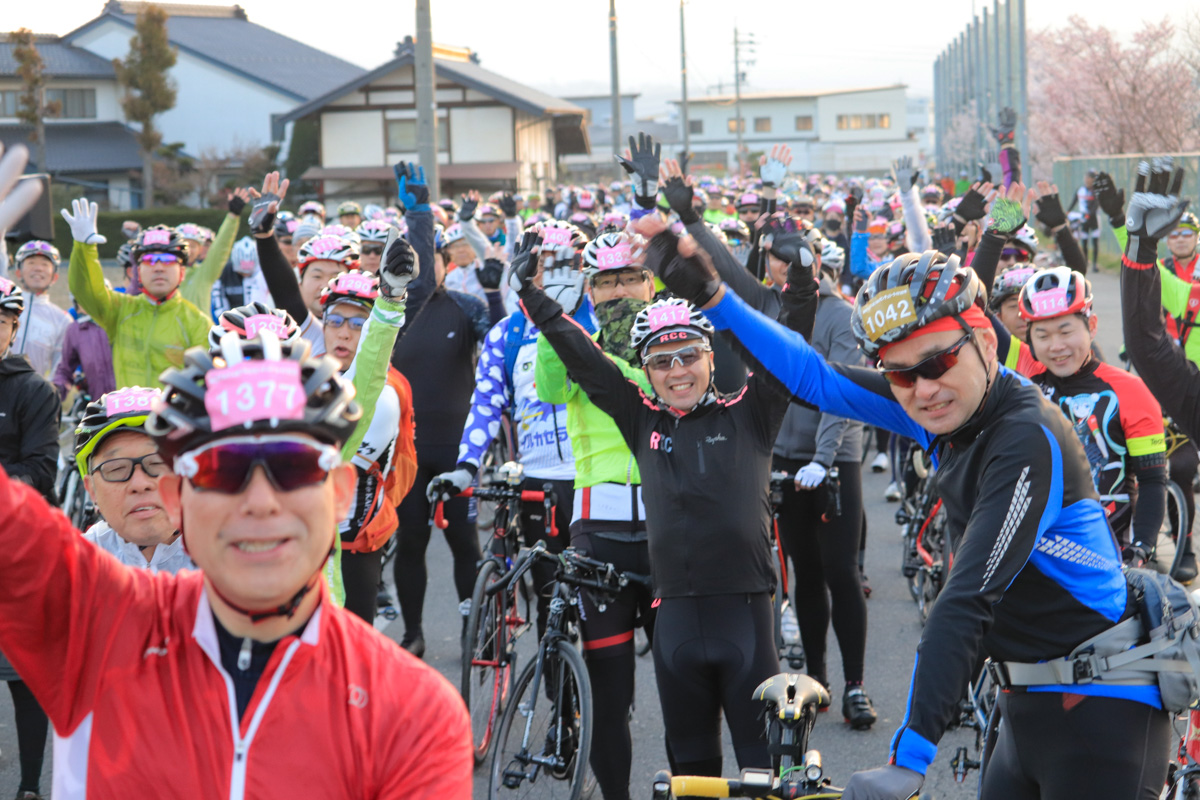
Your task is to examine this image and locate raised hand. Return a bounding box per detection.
[227,186,251,216]
[0,143,42,233]
[394,161,430,212]
[60,198,107,245]
[931,222,958,254]
[891,156,919,193]
[1092,171,1126,227]
[987,182,1031,235]
[498,192,518,218]
[954,181,992,224]
[614,132,661,206]
[458,190,480,222]
[509,229,543,295]
[759,144,792,188]
[478,243,505,290]
[379,228,418,299]
[659,158,697,222]
[1032,181,1067,231]
[1126,157,1189,263]
[990,106,1017,147]
[247,171,290,236]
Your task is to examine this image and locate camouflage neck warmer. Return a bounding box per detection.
[595,297,649,366]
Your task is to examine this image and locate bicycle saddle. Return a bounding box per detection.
[753,673,830,722]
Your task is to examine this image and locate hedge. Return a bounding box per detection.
[51,207,249,261]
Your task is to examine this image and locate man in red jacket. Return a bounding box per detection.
[0,328,471,799]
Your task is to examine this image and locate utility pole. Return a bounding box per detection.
[609,0,622,175]
[733,28,755,176]
[414,0,439,200]
[679,0,689,162]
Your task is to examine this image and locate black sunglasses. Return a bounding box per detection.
[361,245,384,256]
[878,333,972,388]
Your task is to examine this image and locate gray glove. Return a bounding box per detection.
[891,156,918,193]
[426,468,474,503]
[842,765,924,800]
[542,262,586,315]
[1126,156,1189,264]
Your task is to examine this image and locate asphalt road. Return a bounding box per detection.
[0,266,1172,798]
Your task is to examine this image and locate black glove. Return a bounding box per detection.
[844,193,860,226]
[228,193,247,216]
[849,185,864,204]
[990,107,1017,148]
[662,175,699,225]
[931,224,958,254]
[379,232,418,299]
[978,161,994,185]
[478,257,504,290]
[509,229,543,297]
[596,187,607,207]
[646,230,721,307]
[614,132,661,208]
[458,193,478,222]
[1093,171,1126,229]
[954,184,989,224]
[248,193,280,237]
[784,257,818,296]
[1126,157,1189,264]
[1034,190,1067,231]
[763,217,815,269]
[498,192,518,218]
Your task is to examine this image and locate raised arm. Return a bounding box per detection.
[457,192,490,261]
[247,173,310,325]
[62,200,120,331]
[181,189,247,316]
[893,156,931,253]
[1032,181,1087,273]
[396,162,436,323]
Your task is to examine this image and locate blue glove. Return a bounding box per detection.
[395,161,430,213]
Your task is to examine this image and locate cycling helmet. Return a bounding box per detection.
[116,241,135,270]
[988,264,1040,311]
[736,191,762,210]
[921,184,944,205]
[823,200,846,217]
[336,201,362,218]
[536,219,589,252]
[1017,266,1092,322]
[363,203,385,221]
[441,223,466,249]
[274,212,299,239]
[820,239,845,273]
[568,212,597,240]
[438,198,459,216]
[316,223,360,244]
[147,333,361,463]
[296,231,360,271]
[14,240,60,270]
[477,202,500,219]
[230,236,259,277]
[719,218,751,241]
[575,190,596,211]
[599,211,630,234]
[524,211,552,229]
[298,200,326,221]
[355,219,393,244]
[176,223,206,242]
[581,231,645,278]
[631,297,715,356]
[73,386,162,478]
[851,250,985,359]
[706,222,728,245]
[209,301,301,349]
[319,269,379,310]
[1011,224,1038,256]
[0,276,24,316]
[1176,212,1200,234]
[131,225,190,264]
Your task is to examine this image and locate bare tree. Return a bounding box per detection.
[9,29,60,173]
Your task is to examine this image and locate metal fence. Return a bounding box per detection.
[933,0,1028,178]
[1052,153,1200,259]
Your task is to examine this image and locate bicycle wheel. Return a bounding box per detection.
[490,640,593,799]
[463,558,512,765]
[1164,480,1191,579]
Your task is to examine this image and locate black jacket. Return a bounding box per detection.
[0,355,60,502]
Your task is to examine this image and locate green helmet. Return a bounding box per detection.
[74,387,161,478]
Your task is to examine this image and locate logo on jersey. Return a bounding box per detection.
[649,431,673,452]
[348,685,368,708]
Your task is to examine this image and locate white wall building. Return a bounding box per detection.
[676,85,919,176]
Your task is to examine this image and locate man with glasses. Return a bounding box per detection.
[74,387,193,572]
[0,329,472,798]
[64,202,212,388]
[688,247,1171,799]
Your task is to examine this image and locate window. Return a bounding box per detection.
[794,115,813,131]
[877,113,891,129]
[727,118,744,133]
[865,115,876,129]
[46,88,96,119]
[836,112,891,131]
[836,114,846,130]
[688,119,704,135]
[0,90,18,117]
[386,118,448,152]
[753,117,771,133]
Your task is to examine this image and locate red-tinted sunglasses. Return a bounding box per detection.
[173,435,341,494]
[878,333,972,388]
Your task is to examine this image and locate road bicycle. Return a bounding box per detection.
[894,449,947,624]
[56,392,98,531]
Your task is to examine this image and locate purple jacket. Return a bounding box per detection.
[52,317,115,400]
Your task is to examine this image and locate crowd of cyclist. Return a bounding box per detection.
[0,96,1199,799]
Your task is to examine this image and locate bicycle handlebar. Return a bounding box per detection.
[652,770,845,799]
[431,484,557,536]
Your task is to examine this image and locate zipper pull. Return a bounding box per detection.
[237,637,252,671]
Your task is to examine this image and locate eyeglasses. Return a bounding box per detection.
[174,435,341,494]
[878,333,972,388]
[1169,230,1198,239]
[92,453,168,482]
[324,313,367,330]
[361,244,384,256]
[279,237,294,246]
[642,344,710,372]
[592,271,648,290]
[140,253,179,265]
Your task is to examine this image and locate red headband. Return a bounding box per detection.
[877,305,989,360]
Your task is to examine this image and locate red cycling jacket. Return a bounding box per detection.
[0,466,471,799]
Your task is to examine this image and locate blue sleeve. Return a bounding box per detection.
[404,208,437,320]
[850,231,875,280]
[703,288,932,447]
[457,317,510,470]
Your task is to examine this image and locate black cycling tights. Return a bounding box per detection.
[652,593,779,774]
[1170,443,1198,546]
[981,692,1169,800]
[393,453,480,637]
[8,680,47,794]
[341,549,383,624]
[776,460,867,686]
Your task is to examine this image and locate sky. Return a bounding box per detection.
[19,0,1196,117]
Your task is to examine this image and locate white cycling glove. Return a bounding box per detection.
[60,198,107,245]
[795,463,828,490]
[760,154,789,188]
[542,262,586,315]
[426,468,474,504]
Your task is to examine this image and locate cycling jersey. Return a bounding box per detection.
[340,381,399,541]
[0,354,59,501]
[68,243,211,389]
[12,291,70,377]
[210,261,274,322]
[0,467,472,800]
[180,212,238,318]
[83,520,193,573]
[51,315,115,399]
[702,287,1155,777]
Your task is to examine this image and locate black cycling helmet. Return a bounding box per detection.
[851,250,985,360]
[988,264,1040,312]
[0,276,23,316]
[116,241,136,270]
[147,333,361,464]
[131,224,190,264]
[209,301,302,349]
[74,387,161,478]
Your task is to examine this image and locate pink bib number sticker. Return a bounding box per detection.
[1029,287,1069,316]
[1005,268,1035,286]
[205,360,305,431]
[541,226,572,247]
[310,235,344,256]
[242,314,288,339]
[143,230,171,245]
[0,277,13,294]
[596,244,632,269]
[332,272,375,296]
[104,387,158,417]
[647,304,690,333]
